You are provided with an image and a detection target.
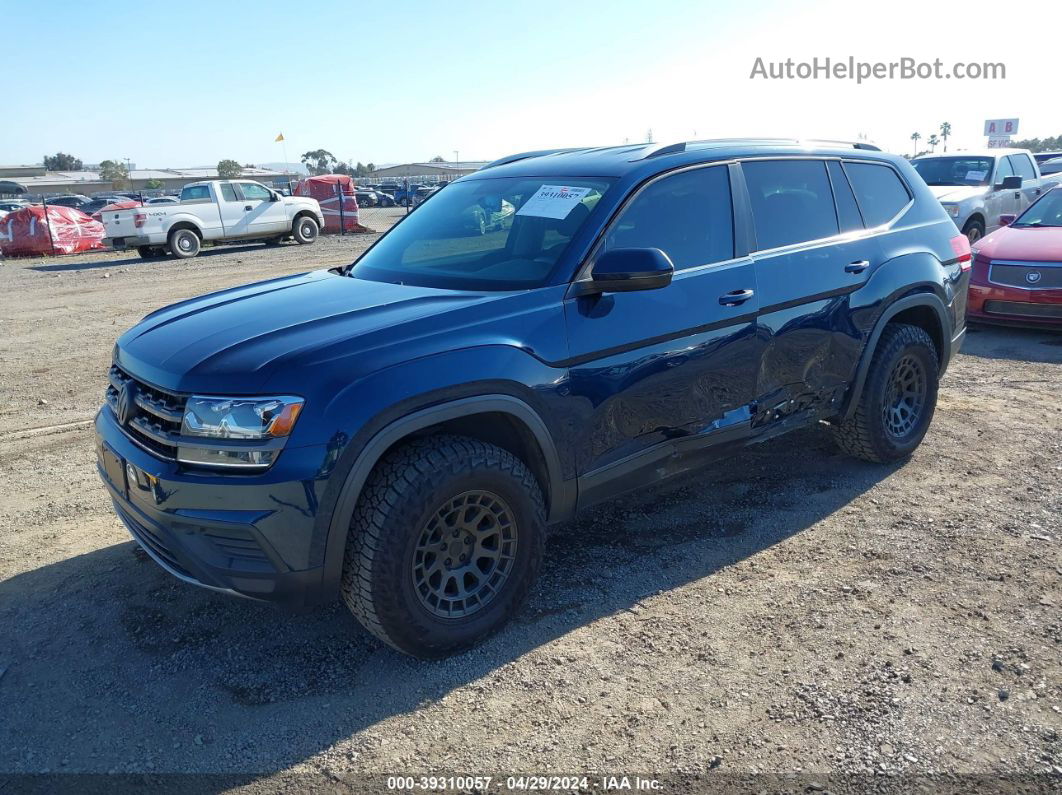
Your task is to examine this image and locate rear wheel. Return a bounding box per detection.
[831,323,939,463]
[167,228,200,259]
[292,216,318,244]
[341,435,545,659]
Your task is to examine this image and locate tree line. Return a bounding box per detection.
[299,150,376,177]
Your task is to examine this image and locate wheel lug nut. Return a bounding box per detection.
[445,558,452,566]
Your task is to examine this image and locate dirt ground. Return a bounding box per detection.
[0,233,1059,792]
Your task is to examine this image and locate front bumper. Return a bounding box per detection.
[95,407,338,605]
[967,281,1062,327]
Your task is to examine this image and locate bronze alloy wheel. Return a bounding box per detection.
[411,490,518,619]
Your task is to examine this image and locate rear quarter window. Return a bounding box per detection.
[843,162,911,227]
[180,185,212,202]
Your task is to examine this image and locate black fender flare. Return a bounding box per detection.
[841,292,950,421]
[318,394,568,597]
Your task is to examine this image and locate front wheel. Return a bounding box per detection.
[831,323,939,463]
[167,228,200,259]
[962,218,984,245]
[292,216,318,245]
[341,436,545,659]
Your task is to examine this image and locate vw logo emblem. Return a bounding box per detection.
[1026,271,1042,284]
[116,380,137,426]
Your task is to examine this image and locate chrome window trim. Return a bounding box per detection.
[574,160,740,282]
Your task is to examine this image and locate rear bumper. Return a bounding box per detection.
[94,407,338,606]
[105,234,163,249]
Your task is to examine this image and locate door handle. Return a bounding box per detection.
[845,260,870,274]
[719,288,754,306]
[1013,192,1021,200]
[244,205,253,211]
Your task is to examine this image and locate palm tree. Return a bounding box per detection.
[927,134,939,153]
[911,132,921,156]
[940,122,951,153]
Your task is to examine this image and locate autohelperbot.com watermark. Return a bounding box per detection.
[749,56,1006,83]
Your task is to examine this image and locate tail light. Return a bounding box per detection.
[133,212,147,229]
[949,234,972,271]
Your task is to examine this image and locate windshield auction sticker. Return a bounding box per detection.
[516,185,592,219]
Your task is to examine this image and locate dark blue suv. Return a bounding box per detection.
[96,138,971,657]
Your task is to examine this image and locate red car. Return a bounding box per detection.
[967,186,1062,327]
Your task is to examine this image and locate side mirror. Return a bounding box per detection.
[999,213,1016,226]
[271,190,282,201]
[997,176,1022,191]
[573,248,674,296]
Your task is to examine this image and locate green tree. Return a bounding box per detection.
[332,161,353,175]
[910,131,921,156]
[217,159,243,178]
[939,122,951,153]
[365,162,375,174]
[145,178,164,189]
[300,149,337,175]
[927,134,939,153]
[429,155,445,162]
[1012,135,1062,152]
[43,152,83,171]
[98,159,129,188]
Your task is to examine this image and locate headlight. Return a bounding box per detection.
[944,204,960,218]
[178,396,303,469]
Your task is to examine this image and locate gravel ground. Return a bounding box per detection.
[0,233,1059,793]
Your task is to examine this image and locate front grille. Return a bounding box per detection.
[105,365,186,459]
[983,300,1062,320]
[115,502,192,578]
[989,261,1062,290]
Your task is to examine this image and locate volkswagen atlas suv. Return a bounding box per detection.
[96,138,970,658]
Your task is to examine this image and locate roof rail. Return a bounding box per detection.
[637,137,881,159]
[481,148,588,170]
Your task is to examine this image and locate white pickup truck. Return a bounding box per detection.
[910,149,1059,244]
[102,179,325,259]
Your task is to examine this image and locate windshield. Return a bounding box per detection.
[348,176,613,290]
[1013,188,1062,227]
[911,156,994,187]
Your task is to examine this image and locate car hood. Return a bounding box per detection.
[926,185,985,203]
[115,270,517,394]
[975,225,1062,262]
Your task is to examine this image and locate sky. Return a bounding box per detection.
[2,0,1060,169]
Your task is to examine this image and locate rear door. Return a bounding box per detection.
[563,164,763,480]
[741,157,893,422]
[214,182,246,235]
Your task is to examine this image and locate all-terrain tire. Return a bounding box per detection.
[831,323,939,463]
[340,435,546,659]
[292,215,319,245]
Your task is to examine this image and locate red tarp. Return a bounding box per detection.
[0,205,107,257]
[294,174,360,233]
[90,200,141,222]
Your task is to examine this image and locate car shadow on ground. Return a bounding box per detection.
[0,429,897,781]
[963,323,1062,363]
[25,244,281,273]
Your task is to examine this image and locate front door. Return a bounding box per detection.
[233,181,289,237]
[563,164,763,490]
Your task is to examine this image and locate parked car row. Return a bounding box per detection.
[910,148,1060,244]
